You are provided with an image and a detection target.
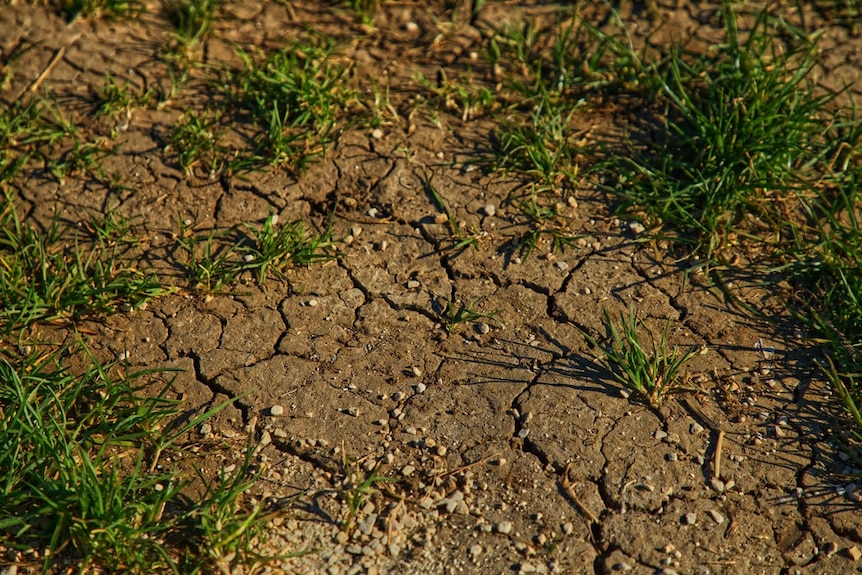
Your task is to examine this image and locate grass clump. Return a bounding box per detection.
[0,346,268,573]
[228,35,357,175]
[176,214,339,292]
[582,307,701,407]
[609,5,856,260]
[0,195,171,334]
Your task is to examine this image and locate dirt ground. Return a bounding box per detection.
[4,1,862,573]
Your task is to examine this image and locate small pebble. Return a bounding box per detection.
[404,21,419,33]
[849,546,862,561]
[665,453,678,462]
[517,428,530,439]
[681,512,697,525]
[482,204,496,217]
[476,322,491,334]
[270,405,284,416]
[416,383,427,393]
[368,207,379,218]
[407,280,421,289]
[469,544,483,557]
[706,509,725,524]
[690,422,704,435]
[259,430,272,446]
[199,423,212,435]
[710,478,725,493]
[628,221,645,234]
[496,521,513,534]
[401,465,416,477]
[612,562,633,571]
[412,366,422,377]
[554,261,569,272]
[243,253,255,263]
[371,128,384,139]
[562,522,574,535]
[392,392,404,402]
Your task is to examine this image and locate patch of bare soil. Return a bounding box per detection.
[4,1,862,574]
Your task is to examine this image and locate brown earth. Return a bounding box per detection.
[3,1,862,574]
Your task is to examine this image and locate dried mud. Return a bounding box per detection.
[3,1,862,574]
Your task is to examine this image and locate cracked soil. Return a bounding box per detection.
[4,1,862,574]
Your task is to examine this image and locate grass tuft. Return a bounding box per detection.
[582,307,701,407]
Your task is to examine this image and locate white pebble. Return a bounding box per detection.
[706,509,725,524]
[482,204,496,217]
[681,512,697,525]
[270,405,284,416]
[495,521,513,534]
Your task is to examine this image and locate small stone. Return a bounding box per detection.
[611,562,633,571]
[371,128,384,139]
[407,280,421,289]
[849,546,862,561]
[554,261,569,272]
[345,407,359,417]
[469,544,483,557]
[476,322,491,334]
[628,221,645,234]
[496,521,513,534]
[654,430,668,440]
[416,383,427,393]
[404,21,419,33]
[562,522,574,535]
[412,366,422,377]
[368,207,379,218]
[823,541,839,558]
[270,405,284,416]
[391,392,404,402]
[665,453,678,462]
[706,510,725,524]
[619,388,630,399]
[401,465,416,477]
[694,455,705,465]
[243,253,255,263]
[482,204,496,217]
[681,512,697,525]
[690,422,704,435]
[710,478,725,493]
[199,423,212,435]
[517,428,530,439]
[436,445,448,456]
[259,430,272,446]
